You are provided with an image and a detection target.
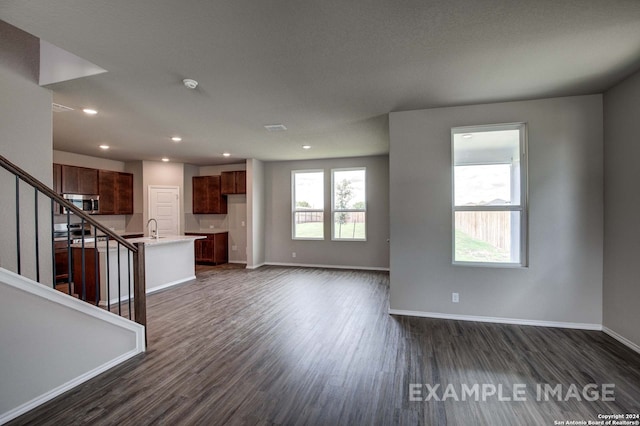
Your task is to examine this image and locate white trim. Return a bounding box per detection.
[228,261,247,264]
[245,262,266,270]
[388,308,602,331]
[266,262,389,272]
[603,326,640,355]
[0,349,141,425]
[0,268,146,343]
[292,169,325,240]
[100,276,196,306]
[147,276,195,294]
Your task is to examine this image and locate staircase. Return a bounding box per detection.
[0,154,147,325]
[0,154,147,424]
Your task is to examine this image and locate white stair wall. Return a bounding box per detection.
[0,268,145,424]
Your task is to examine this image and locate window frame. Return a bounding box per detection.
[291,169,325,241]
[451,123,528,268]
[331,167,367,242]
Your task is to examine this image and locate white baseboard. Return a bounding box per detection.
[603,326,640,355]
[100,276,196,306]
[388,309,602,331]
[245,262,266,270]
[146,276,195,294]
[0,348,142,425]
[265,262,390,272]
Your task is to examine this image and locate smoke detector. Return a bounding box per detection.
[183,79,198,89]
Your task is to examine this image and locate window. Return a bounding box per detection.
[292,170,324,239]
[452,123,527,266]
[331,168,366,241]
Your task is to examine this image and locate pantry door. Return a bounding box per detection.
[148,186,180,236]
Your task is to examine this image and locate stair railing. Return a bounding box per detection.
[0,154,146,328]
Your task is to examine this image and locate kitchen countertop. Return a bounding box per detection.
[71,235,205,251]
[184,230,229,234]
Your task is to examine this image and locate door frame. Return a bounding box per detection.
[148,185,181,236]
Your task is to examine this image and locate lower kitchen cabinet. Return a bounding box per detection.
[185,232,228,265]
[71,247,100,303]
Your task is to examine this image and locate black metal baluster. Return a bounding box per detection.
[81,217,86,301]
[51,198,56,288]
[94,225,99,306]
[15,176,21,275]
[128,250,132,320]
[66,210,72,295]
[117,242,122,316]
[106,235,111,312]
[34,188,40,282]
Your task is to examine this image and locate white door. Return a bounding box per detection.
[148,186,180,236]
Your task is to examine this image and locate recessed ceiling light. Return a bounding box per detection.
[171,136,182,142]
[161,158,170,162]
[83,108,98,115]
[99,144,110,150]
[264,124,287,132]
[222,152,231,157]
[462,133,473,139]
[302,145,311,149]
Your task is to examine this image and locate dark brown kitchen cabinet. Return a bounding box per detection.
[192,176,227,214]
[61,165,99,195]
[185,232,228,265]
[54,241,70,284]
[116,173,134,214]
[98,170,134,215]
[221,171,246,194]
[71,247,99,303]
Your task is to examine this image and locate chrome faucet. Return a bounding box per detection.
[147,218,159,239]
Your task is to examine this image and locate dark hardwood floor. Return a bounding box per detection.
[9,266,640,425]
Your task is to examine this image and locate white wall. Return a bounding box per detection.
[53,150,126,172]
[0,269,143,423]
[247,159,265,268]
[0,21,53,284]
[264,155,390,269]
[389,95,603,326]
[603,69,640,348]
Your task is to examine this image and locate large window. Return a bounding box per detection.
[332,168,366,241]
[292,170,324,240]
[452,123,527,266]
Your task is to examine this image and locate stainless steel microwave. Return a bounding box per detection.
[62,194,99,214]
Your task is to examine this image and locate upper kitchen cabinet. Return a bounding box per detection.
[98,170,134,215]
[193,175,227,214]
[221,171,246,195]
[61,165,99,195]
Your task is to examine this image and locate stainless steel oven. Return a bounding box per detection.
[62,194,99,214]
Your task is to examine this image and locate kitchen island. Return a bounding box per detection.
[71,235,204,306]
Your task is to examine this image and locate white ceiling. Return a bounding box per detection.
[1,0,640,165]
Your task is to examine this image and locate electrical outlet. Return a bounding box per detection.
[292,252,296,258]
[232,245,237,251]
[452,292,459,303]
[241,221,245,227]
[209,225,214,229]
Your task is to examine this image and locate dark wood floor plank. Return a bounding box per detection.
[8,265,640,425]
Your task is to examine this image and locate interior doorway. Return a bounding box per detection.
[148,186,180,236]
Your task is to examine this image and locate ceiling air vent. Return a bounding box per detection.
[52,103,74,113]
[264,124,287,132]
